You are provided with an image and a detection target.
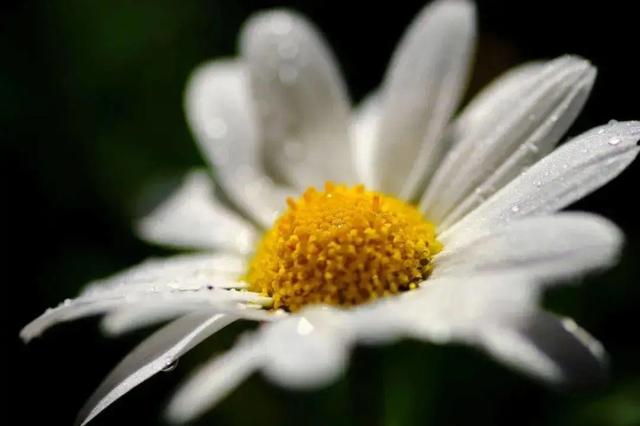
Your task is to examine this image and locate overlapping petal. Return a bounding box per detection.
[166,307,350,423]
[434,212,623,281]
[423,55,596,224]
[441,121,640,245]
[185,60,291,227]
[20,253,271,342]
[348,273,607,385]
[76,313,236,426]
[136,170,258,253]
[241,10,355,188]
[369,0,476,198]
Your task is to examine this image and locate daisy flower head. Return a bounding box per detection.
[21,0,639,424]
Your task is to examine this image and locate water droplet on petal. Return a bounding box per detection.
[608,136,621,146]
[524,142,539,154]
[608,119,618,126]
[473,187,487,202]
[597,128,605,135]
[511,205,520,213]
[296,317,314,335]
[162,358,179,372]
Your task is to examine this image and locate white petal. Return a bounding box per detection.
[434,212,623,281]
[351,93,380,186]
[423,56,595,223]
[20,287,264,343]
[440,121,640,244]
[166,332,265,424]
[370,0,476,197]
[479,313,607,386]
[349,273,606,385]
[449,61,544,144]
[136,170,258,253]
[76,313,236,426]
[185,60,290,227]
[166,307,350,423]
[241,10,355,188]
[21,254,267,341]
[260,307,352,389]
[349,273,539,345]
[81,253,248,297]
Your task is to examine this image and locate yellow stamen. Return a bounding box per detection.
[246,183,442,311]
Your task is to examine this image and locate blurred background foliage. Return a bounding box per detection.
[4,0,639,425]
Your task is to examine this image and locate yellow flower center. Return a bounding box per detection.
[246,182,442,311]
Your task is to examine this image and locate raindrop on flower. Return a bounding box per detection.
[473,186,487,202]
[511,205,520,213]
[608,136,621,146]
[296,318,314,336]
[524,142,539,154]
[162,358,179,372]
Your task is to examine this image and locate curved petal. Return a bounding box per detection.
[479,313,607,387]
[21,254,268,341]
[241,10,355,188]
[81,253,248,297]
[259,307,352,389]
[434,212,623,281]
[448,61,544,144]
[349,273,606,386]
[76,313,236,426]
[440,121,640,244]
[349,273,540,344]
[370,0,476,197]
[422,55,596,223]
[166,307,351,423]
[185,59,291,227]
[20,287,266,343]
[136,170,258,254]
[166,332,265,424]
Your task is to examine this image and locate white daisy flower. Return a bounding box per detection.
[21,0,639,424]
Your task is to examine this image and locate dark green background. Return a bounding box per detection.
[5,1,639,425]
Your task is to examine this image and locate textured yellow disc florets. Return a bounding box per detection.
[246,182,442,311]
